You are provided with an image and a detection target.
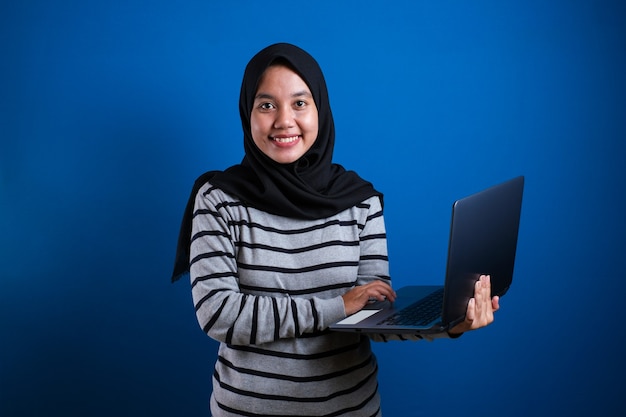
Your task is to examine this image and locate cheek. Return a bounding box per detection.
[250,114,266,142]
[305,111,319,138]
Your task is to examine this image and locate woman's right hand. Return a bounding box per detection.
[342,281,396,316]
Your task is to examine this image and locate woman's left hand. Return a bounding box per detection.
[449,275,500,335]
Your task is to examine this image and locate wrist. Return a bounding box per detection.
[447,330,463,338]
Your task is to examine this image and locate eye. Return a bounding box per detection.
[294,100,306,108]
[258,102,275,111]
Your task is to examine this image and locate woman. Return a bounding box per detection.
[172,43,499,416]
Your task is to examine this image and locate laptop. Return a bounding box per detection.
[329,176,524,335]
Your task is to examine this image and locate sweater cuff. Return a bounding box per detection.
[317,296,347,330]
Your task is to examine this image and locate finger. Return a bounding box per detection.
[483,277,495,320]
[363,282,395,302]
[465,298,476,323]
[378,287,396,302]
[473,278,485,316]
[369,281,396,301]
[492,295,500,312]
[480,276,492,303]
[475,276,493,326]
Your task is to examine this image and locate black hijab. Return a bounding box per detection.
[171,43,382,282]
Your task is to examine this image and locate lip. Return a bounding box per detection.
[270,135,301,147]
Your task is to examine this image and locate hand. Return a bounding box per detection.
[342,281,397,316]
[449,275,500,335]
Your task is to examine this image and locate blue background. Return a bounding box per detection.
[1,1,624,416]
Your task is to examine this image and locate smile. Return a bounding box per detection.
[271,135,300,143]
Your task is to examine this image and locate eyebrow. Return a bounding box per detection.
[254,90,313,100]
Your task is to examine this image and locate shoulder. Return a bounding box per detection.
[195,181,244,210]
[351,195,384,221]
[328,195,385,231]
[359,195,384,211]
[196,181,288,227]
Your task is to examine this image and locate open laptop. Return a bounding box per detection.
[329,176,524,335]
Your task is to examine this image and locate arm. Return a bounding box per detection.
[190,184,346,346]
[342,196,397,315]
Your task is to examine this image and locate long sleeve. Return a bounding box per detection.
[190,182,391,347]
[190,183,350,346]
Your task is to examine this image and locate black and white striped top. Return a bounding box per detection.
[190,181,391,416]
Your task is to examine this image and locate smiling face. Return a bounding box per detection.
[250,64,319,165]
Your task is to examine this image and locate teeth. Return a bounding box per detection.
[273,136,299,143]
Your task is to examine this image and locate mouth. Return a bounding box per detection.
[271,135,300,144]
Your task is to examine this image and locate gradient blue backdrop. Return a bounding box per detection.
[1,1,624,416]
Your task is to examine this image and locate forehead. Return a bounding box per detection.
[256,64,311,94]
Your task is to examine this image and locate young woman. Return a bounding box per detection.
[172,42,499,416]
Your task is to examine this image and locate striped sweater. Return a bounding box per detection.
[190,181,391,416]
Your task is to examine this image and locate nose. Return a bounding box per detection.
[274,106,295,129]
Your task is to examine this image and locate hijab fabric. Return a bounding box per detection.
[172,43,381,282]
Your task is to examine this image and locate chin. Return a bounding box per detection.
[275,157,300,165]
[271,152,305,165]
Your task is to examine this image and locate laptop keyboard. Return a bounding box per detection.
[377,288,444,326]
